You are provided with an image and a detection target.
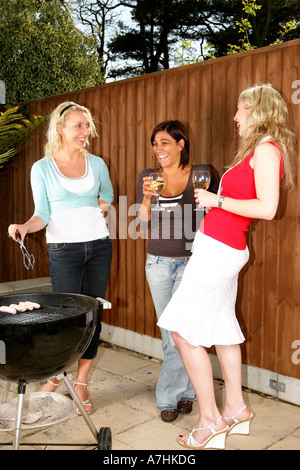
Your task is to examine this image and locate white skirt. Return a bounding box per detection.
[157,231,249,347]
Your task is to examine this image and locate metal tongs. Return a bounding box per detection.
[18,238,35,271]
[7,232,35,271]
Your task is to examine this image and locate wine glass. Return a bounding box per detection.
[192,170,211,211]
[149,172,166,211]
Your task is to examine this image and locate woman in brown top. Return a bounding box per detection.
[136,120,218,422]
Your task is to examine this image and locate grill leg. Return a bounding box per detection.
[13,379,26,450]
[62,372,98,441]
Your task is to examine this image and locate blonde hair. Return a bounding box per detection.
[44,101,98,156]
[233,84,294,189]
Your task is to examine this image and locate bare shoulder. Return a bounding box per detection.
[252,142,281,169]
[254,142,281,159]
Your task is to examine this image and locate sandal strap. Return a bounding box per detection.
[48,380,59,387]
[73,381,88,386]
[73,380,92,387]
[81,400,92,406]
[193,415,223,434]
[223,405,247,423]
[75,400,92,416]
[187,433,203,448]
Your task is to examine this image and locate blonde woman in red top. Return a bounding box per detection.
[158,84,294,450]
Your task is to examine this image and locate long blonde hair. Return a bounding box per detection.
[233,84,294,189]
[44,101,98,157]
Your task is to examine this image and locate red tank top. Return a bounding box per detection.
[200,142,283,250]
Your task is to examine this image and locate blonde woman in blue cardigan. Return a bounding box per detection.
[8,102,114,414]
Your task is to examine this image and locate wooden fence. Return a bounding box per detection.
[0,39,299,380]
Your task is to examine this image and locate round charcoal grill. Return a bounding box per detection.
[0,292,99,383]
[0,292,112,450]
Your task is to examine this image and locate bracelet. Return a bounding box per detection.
[218,196,225,208]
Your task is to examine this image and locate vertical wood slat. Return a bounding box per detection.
[125,82,137,333]
[263,48,283,372]
[276,44,300,377]
[0,39,299,379]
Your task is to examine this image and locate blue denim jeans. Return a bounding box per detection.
[145,254,195,410]
[47,237,112,360]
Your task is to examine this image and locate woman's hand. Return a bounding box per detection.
[194,143,281,218]
[8,224,28,242]
[194,189,219,210]
[142,176,158,199]
[137,176,158,222]
[8,216,44,242]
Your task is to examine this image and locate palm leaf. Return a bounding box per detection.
[0,148,16,167]
[0,106,47,168]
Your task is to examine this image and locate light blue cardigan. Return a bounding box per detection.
[31,154,114,227]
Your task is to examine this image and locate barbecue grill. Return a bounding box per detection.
[0,292,112,450]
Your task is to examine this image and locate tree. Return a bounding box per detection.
[0,0,104,104]
[200,0,300,58]
[106,0,299,79]
[71,0,124,78]
[107,0,209,78]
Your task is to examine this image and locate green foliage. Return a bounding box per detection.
[0,106,46,168]
[205,0,299,58]
[107,0,299,78]
[175,40,200,67]
[227,0,296,54]
[175,0,299,64]
[0,0,104,104]
[270,20,297,46]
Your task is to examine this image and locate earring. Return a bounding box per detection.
[153,153,162,172]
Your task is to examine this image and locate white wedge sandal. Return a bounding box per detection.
[178,416,229,450]
[223,405,253,436]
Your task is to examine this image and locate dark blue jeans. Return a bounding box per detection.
[47,237,112,359]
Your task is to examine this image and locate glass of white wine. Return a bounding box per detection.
[192,170,211,211]
[149,172,166,211]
